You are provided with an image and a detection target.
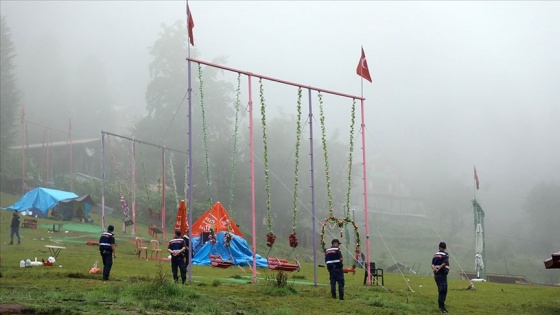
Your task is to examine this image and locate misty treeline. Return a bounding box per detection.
[0,18,353,245]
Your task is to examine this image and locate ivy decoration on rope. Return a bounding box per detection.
[168,152,179,210]
[260,78,275,247]
[228,73,242,218]
[318,92,334,215]
[198,63,212,207]
[345,99,357,219]
[289,87,303,249]
[320,215,361,252]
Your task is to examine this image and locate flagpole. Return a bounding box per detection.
[186,0,190,58]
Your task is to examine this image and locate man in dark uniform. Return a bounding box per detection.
[99,225,116,281]
[325,239,345,300]
[431,241,450,313]
[168,230,187,284]
[9,210,21,245]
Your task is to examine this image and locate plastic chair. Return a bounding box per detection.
[150,240,162,259]
[135,237,148,260]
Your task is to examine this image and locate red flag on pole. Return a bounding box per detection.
[474,166,480,190]
[356,47,372,82]
[187,4,195,46]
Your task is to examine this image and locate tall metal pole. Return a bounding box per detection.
[21,106,26,194]
[101,132,106,231]
[69,118,73,191]
[161,147,166,240]
[187,59,194,282]
[131,141,136,236]
[308,88,317,286]
[360,99,372,285]
[248,74,257,283]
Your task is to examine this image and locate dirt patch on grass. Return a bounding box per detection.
[0,303,36,314]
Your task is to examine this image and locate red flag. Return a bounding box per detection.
[474,166,480,190]
[187,4,195,46]
[356,47,372,82]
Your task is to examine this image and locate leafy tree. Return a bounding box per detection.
[0,16,22,190]
[133,20,236,221]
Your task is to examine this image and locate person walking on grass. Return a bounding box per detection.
[168,230,187,284]
[325,239,345,300]
[9,210,21,245]
[432,241,450,313]
[99,225,116,282]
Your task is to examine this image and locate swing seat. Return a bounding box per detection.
[209,254,234,268]
[267,257,300,272]
[343,268,356,274]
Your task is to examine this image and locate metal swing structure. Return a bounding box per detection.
[186,57,372,285]
[100,131,188,237]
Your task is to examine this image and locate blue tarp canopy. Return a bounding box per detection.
[192,231,268,267]
[7,187,94,220]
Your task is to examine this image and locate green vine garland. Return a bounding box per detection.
[260,79,274,242]
[318,93,334,215]
[292,87,303,233]
[228,73,242,217]
[345,99,357,219]
[198,63,212,208]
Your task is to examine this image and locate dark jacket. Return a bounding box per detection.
[11,214,20,228]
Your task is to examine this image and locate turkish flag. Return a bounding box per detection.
[187,4,195,46]
[356,47,372,82]
[474,166,480,190]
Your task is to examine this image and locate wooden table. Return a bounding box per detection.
[45,245,66,259]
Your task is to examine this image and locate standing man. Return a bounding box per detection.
[432,241,450,313]
[325,239,345,300]
[99,225,116,282]
[9,210,21,245]
[168,230,187,284]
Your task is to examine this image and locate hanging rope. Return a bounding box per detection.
[345,99,357,219]
[198,63,212,208]
[289,87,303,249]
[140,153,155,224]
[228,73,242,218]
[168,151,179,210]
[318,92,334,215]
[259,78,275,250]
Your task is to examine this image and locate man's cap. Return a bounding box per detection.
[439,241,447,248]
[108,225,114,232]
[175,230,182,236]
[331,239,340,245]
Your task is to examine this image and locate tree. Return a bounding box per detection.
[0,16,22,190]
[133,20,236,223]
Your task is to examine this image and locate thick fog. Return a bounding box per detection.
[2,1,559,256]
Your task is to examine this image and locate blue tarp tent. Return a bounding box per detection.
[8,187,94,220]
[192,231,268,267]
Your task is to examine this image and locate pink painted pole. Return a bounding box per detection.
[248,74,257,283]
[132,141,137,236]
[21,106,26,194]
[69,118,73,192]
[162,147,167,240]
[360,99,372,285]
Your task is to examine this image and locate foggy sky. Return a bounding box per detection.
[2,1,559,234]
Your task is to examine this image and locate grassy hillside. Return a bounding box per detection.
[0,210,559,314]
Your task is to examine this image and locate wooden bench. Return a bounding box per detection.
[22,218,37,229]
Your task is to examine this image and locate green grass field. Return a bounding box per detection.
[1,209,559,315]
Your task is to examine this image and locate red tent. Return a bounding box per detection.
[173,200,189,237]
[191,202,243,238]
